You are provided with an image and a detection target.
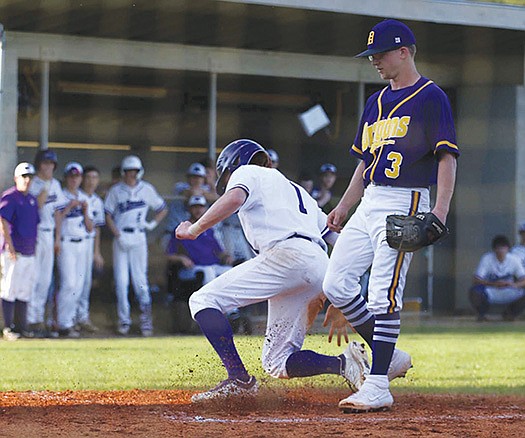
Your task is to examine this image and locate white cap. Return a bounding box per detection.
[187,163,206,177]
[14,162,35,178]
[188,195,207,207]
[320,163,337,174]
[64,161,83,175]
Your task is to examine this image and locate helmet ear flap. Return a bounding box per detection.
[215,168,231,196]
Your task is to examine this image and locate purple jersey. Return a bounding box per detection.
[0,186,40,256]
[351,77,459,188]
[167,228,223,266]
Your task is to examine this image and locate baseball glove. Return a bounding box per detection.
[385,212,449,252]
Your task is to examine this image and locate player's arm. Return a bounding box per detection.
[82,202,94,233]
[36,180,51,209]
[327,161,365,233]
[53,209,64,255]
[105,213,120,239]
[431,151,457,224]
[176,188,247,240]
[0,217,16,260]
[93,227,104,270]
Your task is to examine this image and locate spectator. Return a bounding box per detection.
[511,222,525,268]
[266,149,279,168]
[470,235,525,322]
[0,163,39,341]
[297,171,314,195]
[57,162,93,338]
[312,163,337,212]
[175,162,218,204]
[200,157,219,194]
[105,155,168,337]
[27,149,68,338]
[76,165,105,333]
[167,195,233,285]
[215,213,254,265]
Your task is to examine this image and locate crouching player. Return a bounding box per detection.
[176,139,369,402]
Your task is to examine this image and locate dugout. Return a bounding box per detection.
[0,0,524,317]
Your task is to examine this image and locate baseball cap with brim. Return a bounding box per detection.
[355,19,416,58]
[188,195,207,207]
[64,161,83,176]
[187,163,206,177]
[14,162,35,178]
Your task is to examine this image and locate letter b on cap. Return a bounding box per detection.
[367,31,375,45]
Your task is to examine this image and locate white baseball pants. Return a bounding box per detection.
[1,253,36,302]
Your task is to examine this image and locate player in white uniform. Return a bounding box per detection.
[27,149,68,337]
[76,165,105,333]
[470,235,525,321]
[104,155,167,337]
[176,139,369,402]
[57,162,93,337]
[511,222,525,269]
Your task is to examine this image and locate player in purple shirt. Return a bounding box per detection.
[167,195,232,285]
[322,19,459,412]
[0,163,39,340]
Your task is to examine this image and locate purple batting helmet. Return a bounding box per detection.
[215,139,267,195]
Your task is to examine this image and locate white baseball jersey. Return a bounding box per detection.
[475,252,525,283]
[104,181,166,230]
[61,189,91,239]
[511,245,525,269]
[81,190,105,237]
[29,176,68,230]
[226,165,328,253]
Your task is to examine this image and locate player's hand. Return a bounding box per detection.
[327,206,348,233]
[323,304,353,346]
[175,221,197,240]
[307,294,326,330]
[54,241,61,256]
[81,201,88,214]
[180,256,194,269]
[6,245,17,261]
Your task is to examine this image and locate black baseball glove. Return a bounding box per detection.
[385,212,449,252]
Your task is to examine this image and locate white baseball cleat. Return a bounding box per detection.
[191,375,258,403]
[388,349,412,381]
[341,341,370,392]
[339,377,394,413]
[2,327,20,341]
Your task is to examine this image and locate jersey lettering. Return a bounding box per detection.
[361,116,411,153]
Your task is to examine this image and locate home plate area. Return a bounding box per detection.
[0,389,523,437]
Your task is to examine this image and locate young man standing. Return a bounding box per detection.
[27,149,68,337]
[323,19,459,412]
[176,139,369,402]
[0,163,39,340]
[77,165,105,333]
[57,162,93,338]
[105,155,167,337]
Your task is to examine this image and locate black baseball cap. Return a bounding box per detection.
[355,19,416,58]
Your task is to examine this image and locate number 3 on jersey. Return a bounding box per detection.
[385,151,403,179]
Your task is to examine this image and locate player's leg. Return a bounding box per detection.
[10,255,36,336]
[469,285,490,321]
[0,253,20,341]
[56,240,82,336]
[113,239,132,333]
[323,205,376,348]
[77,237,96,329]
[27,232,54,329]
[503,291,525,321]
[128,240,152,336]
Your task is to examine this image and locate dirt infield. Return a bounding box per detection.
[0,389,523,437]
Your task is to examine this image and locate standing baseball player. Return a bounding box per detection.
[0,163,39,341]
[76,165,105,333]
[27,149,68,337]
[104,155,167,337]
[322,19,459,412]
[56,162,93,337]
[176,139,369,402]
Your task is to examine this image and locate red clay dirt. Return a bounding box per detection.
[0,388,523,437]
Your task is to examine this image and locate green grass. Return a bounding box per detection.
[0,324,523,394]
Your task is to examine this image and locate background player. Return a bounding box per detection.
[76,165,105,333]
[322,19,459,412]
[27,149,68,337]
[104,155,167,337]
[176,139,369,402]
[0,163,39,341]
[56,162,93,338]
